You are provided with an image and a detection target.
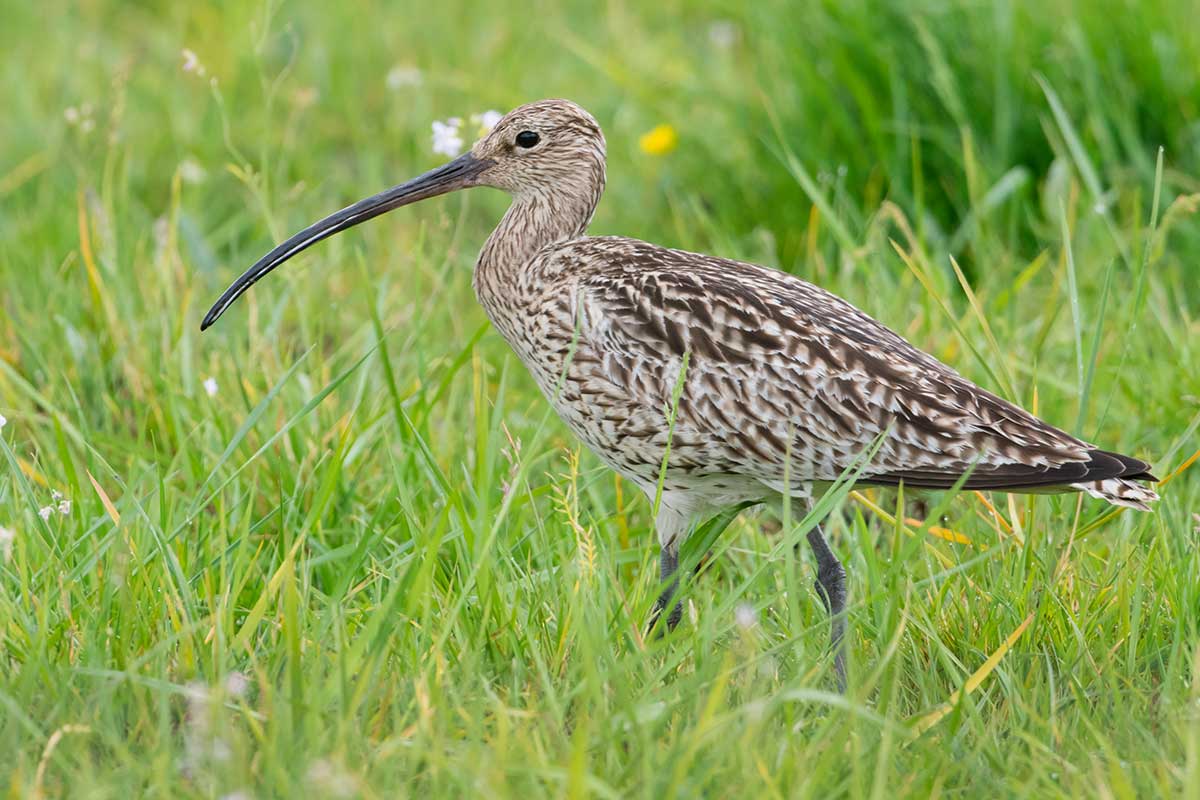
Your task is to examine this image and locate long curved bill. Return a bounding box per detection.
[201,151,493,331]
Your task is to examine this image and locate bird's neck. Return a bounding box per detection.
[473,184,601,311]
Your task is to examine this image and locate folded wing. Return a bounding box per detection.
[568,237,1156,493]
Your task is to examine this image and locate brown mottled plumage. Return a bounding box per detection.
[202,99,1158,689]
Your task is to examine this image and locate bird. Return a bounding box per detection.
[202,99,1158,689]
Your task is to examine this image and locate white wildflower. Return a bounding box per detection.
[38,506,54,521]
[386,64,422,90]
[735,603,757,630]
[225,671,250,698]
[431,118,464,157]
[0,526,13,562]
[471,109,504,136]
[708,20,738,49]
[307,759,357,798]
[220,792,253,800]
[65,104,96,134]
[203,377,218,397]
[0,412,6,429]
[179,157,207,184]
[181,48,206,76]
[180,679,234,777]
[58,499,72,515]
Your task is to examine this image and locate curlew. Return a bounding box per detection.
[202,99,1158,688]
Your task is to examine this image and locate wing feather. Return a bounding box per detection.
[559,236,1153,491]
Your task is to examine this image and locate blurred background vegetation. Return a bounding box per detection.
[2,0,1199,796]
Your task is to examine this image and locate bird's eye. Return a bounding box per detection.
[515,130,540,148]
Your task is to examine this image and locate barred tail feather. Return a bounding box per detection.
[1072,478,1159,511]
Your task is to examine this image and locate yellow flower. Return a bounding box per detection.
[638,124,678,156]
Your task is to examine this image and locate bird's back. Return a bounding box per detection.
[490,235,1155,509]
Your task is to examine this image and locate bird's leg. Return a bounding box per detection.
[647,504,690,636]
[806,525,847,690]
[648,545,683,635]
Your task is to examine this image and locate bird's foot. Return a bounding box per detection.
[646,598,683,638]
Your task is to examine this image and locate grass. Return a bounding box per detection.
[2,0,1200,796]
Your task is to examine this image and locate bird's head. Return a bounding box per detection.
[201,98,605,331]
[469,99,606,197]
